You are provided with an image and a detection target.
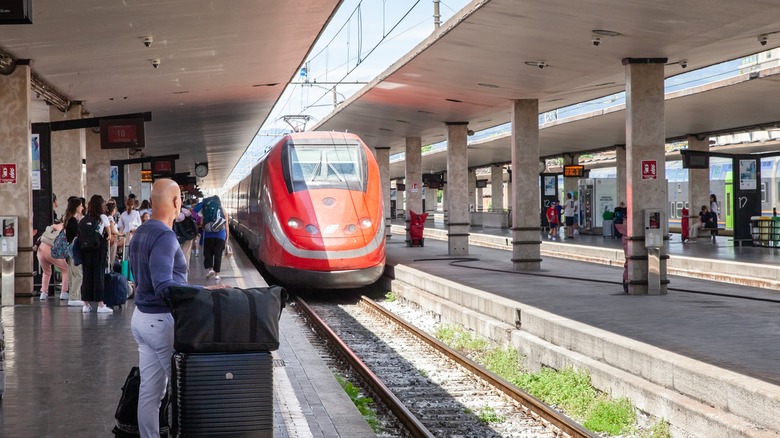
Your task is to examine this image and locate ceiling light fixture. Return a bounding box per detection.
[592,29,622,37]
[477,83,499,88]
[445,98,463,103]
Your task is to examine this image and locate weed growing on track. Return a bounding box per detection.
[433,324,670,437]
[384,291,398,302]
[476,406,506,424]
[335,373,382,432]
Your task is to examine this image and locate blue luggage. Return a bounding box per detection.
[104,271,129,309]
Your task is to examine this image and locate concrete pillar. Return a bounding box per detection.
[374,147,392,239]
[404,137,423,221]
[127,163,142,199]
[686,136,709,230]
[0,63,35,296]
[445,123,469,255]
[616,146,627,206]
[491,164,504,211]
[442,171,449,223]
[50,104,85,218]
[624,58,667,295]
[477,187,484,210]
[511,99,542,271]
[468,168,477,211]
[562,154,579,202]
[424,185,436,221]
[85,129,109,200]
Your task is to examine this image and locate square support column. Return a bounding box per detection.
[50,104,85,217]
[491,164,504,211]
[405,137,422,243]
[511,100,542,270]
[446,123,469,256]
[373,147,392,239]
[686,135,710,231]
[616,145,627,206]
[468,168,477,211]
[0,64,35,296]
[624,58,668,295]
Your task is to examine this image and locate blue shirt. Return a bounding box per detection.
[129,219,189,314]
[193,202,227,241]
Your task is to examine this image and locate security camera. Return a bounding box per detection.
[759,34,768,46]
[592,36,602,47]
[143,36,153,48]
[537,61,547,70]
[680,59,688,69]
[152,59,160,68]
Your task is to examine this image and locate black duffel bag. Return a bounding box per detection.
[168,285,286,353]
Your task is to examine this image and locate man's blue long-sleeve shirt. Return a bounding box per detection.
[128,219,189,314]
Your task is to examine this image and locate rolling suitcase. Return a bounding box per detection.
[104,271,130,308]
[112,367,169,437]
[169,352,273,437]
[121,236,134,283]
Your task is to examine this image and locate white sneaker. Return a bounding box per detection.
[206,269,215,279]
[68,300,85,307]
[82,304,91,313]
[214,275,221,282]
[97,305,114,314]
[59,291,70,300]
[39,292,48,301]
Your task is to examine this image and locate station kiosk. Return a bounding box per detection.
[577,179,616,235]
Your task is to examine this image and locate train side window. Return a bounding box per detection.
[669,202,676,218]
[676,202,683,219]
[761,183,767,203]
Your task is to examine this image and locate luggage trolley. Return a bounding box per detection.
[407,211,428,247]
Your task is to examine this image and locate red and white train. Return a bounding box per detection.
[224,132,386,289]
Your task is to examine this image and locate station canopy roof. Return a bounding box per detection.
[314,0,780,168]
[0,0,343,188]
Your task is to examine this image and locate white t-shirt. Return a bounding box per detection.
[710,201,719,216]
[118,210,142,233]
[97,214,111,235]
[564,199,576,217]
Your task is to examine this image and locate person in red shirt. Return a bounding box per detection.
[546,201,559,240]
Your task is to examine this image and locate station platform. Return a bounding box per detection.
[391,217,780,290]
[0,237,373,437]
[384,224,780,436]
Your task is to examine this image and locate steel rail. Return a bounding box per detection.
[360,297,598,438]
[294,297,434,438]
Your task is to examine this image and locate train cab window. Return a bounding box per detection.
[284,143,367,192]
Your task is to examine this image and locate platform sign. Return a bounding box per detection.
[0,164,16,184]
[641,160,657,180]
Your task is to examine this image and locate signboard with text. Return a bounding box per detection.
[641,160,657,180]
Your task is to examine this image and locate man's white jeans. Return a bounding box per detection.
[131,308,174,438]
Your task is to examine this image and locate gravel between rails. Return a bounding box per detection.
[299,299,569,438]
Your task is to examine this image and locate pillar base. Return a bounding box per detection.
[447,223,469,256]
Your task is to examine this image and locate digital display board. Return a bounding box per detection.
[100,118,145,149]
[563,165,585,177]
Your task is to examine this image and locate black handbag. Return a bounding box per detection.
[168,285,286,353]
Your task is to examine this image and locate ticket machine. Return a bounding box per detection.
[644,209,663,295]
[0,216,18,306]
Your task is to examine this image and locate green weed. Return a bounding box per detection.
[335,374,381,432]
[384,291,397,302]
[434,324,489,354]
[637,418,672,438]
[476,406,505,424]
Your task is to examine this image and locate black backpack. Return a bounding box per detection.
[113,367,169,437]
[78,216,102,251]
[174,216,198,244]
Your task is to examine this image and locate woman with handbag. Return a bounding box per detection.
[63,197,85,306]
[37,223,69,301]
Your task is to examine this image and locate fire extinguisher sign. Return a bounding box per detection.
[641,160,657,180]
[0,164,17,184]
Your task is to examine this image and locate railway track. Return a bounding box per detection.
[293,296,595,438]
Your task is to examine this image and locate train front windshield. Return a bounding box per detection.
[285,144,367,192]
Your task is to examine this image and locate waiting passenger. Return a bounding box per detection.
[613,202,626,238]
[79,195,112,313]
[688,206,712,242]
[546,201,559,240]
[140,212,150,223]
[63,197,85,307]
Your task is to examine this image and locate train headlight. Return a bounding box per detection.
[359,217,372,229]
[287,217,303,229]
[305,224,320,235]
[322,197,336,206]
[344,224,357,234]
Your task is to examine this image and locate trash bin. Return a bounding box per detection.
[751,216,771,247]
[772,217,780,244]
[407,210,428,247]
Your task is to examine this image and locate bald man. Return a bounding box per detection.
[128,179,226,438]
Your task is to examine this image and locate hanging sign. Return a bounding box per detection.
[0,164,17,184]
[641,160,657,180]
